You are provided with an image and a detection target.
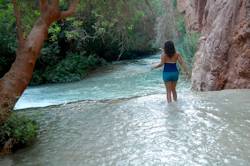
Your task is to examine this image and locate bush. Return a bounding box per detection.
[1,0,161,85]
[42,53,105,83]
[0,113,38,153]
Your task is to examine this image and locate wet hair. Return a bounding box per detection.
[164,41,176,58]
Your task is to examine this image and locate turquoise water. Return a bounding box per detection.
[15,55,189,109]
[1,54,249,166]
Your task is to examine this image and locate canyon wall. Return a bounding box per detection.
[177,0,250,90]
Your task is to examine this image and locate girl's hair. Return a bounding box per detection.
[164,40,176,58]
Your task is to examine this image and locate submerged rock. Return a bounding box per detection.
[178,0,250,90]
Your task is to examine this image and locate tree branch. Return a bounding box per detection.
[12,0,25,48]
[60,0,80,19]
[51,0,59,6]
[39,0,48,13]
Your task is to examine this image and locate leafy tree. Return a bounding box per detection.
[0,0,80,123]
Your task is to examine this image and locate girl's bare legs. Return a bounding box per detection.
[171,82,177,101]
[164,82,172,103]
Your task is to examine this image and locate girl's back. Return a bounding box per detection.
[162,53,178,64]
[163,54,179,73]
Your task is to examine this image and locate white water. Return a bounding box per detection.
[1,54,249,166]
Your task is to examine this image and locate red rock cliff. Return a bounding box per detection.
[177,0,250,91]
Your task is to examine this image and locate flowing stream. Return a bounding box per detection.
[15,55,189,110]
[1,54,250,166]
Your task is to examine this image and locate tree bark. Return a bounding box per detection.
[13,0,25,48]
[0,0,79,124]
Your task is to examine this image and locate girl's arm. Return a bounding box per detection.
[177,54,191,78]
[152,55,164,69]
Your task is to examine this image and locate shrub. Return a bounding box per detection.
[0,113,38,153]
[43,53,105,83]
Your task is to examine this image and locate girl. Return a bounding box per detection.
[152,41,190,103]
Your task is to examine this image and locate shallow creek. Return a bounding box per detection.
[1,55,250,165]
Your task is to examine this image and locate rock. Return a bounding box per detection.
[177,0,200,31]
[177,0,250,90]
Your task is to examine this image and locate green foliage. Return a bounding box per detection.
[175,32,200,66]
[172,0,177,9]
[169,12,200,67]
[0,0,39,77]
[0,2,17,77]
[0,113,38,148]
[41,53,105,83]
[75,0,160,55]
[31,70,44,85]
[151,0,165,16]
[48,23,62,42]
[177,16,186,36]
[1,0,163,85]
[30,0,163,84]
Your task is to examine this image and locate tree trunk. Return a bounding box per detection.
[0,0,79,124]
